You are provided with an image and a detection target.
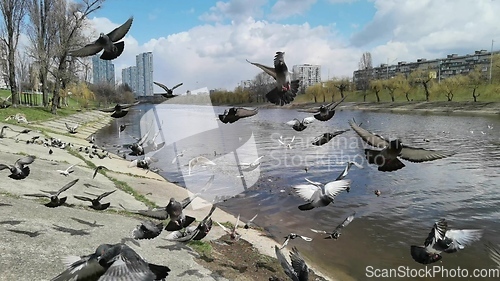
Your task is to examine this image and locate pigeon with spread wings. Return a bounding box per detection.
[153,81,183,98]
[69,17,133,60]
[65,123,78,134]
[281,233,313,249]
[0,155,35,180]
[100,101,139,118]
[24,179,79,208]
[73,190,116,210]
[298,95,347,121]
[349,119,455,172]
[410,219,482,264]
[246,52,300,106]
[219,107,258,124]
[50,243,170,281]
[274,246,309,281]
[293,178,350,210]
[286,117,315,132]
[311,212,355,239]
[217,215,241,241]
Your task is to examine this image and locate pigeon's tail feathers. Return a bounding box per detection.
[365,149,380,164]
[410,245,442,264]
[148,263,171,279]
[365,149,405,172]
[298,203,315,211]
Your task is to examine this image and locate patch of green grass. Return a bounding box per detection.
[0,190,22,199]
[108,177,157,208]
[219,221,235,229]
[188,240,213,257]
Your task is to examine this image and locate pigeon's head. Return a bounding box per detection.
[389,139,403,152]
[410,245,442,264]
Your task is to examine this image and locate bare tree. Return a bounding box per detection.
[0,0,27,106]
[249,72,274,103]
[49,0,103,114]
[410,69,433,102]
[358,52,373,99]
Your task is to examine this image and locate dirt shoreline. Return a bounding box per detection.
[0,109,335,281]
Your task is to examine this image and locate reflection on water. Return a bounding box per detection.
[96,103,500,280]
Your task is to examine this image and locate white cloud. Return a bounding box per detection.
[200,0,268,23]
[269,0,317,20]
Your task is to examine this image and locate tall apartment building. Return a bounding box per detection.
[92,55,115,86]
[136,52,154,96]
[292,64,321,92]
[353,49,500,90]
[121,66,138,95]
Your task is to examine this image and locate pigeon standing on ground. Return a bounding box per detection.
[410,219,483,264]
[293,178,351,210]
[311,212,356,239]
[50,243,170,281]
[69,17,133,60]
[349,119,455,172]
[65,123,78,134]
[281,233,313,249]
[246,52,300,106]
[24,179,79,208]
[73,190,116,210]
[0,155,36,180]
[154,81,183,98]
[218,107,258,124]
[274,246,309,281]
[286,117,315,132]
[132,220,164,240]
[100,101,140,118]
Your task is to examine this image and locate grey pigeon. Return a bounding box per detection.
[165,197,196,231]
[132,220,164,240]
[293,178,351,210]
[65,123,78,134]
[286,117,314,132]
[100,101,139,118]
[349,119,455,172]
[219,107,258,124]
[298,95,347,121]
[0,155,36,180]
[92,165,109,179]
[0,125,11,138]
[69,17,133,60]
[410,219,482,264]
[216,214,241,241]
[137,196,196,230]
[281,233,313,249]
[51,243,170,281]
[165,205,216,242]
[311,212,356,239]
[73,190,116,210]
[311,130,350,146]
[243,213,258,229]
[335,161,363,181]
[154,81,182,98]
[274,246,309,281]
[24,179,79,208]
[246,52,300,106]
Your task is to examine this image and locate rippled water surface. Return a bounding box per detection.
[96,103,500,280]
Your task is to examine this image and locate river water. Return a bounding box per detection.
[96,100,500,281]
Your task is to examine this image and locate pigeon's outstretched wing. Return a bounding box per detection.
[246,59,277,79]
[348,119,389,148]
[107,17,134,42]
[400,146,455,163]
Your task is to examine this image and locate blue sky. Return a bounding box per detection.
[83,0,500,93]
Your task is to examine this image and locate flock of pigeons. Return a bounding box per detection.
[0,14,498,280]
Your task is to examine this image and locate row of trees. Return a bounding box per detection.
[0,0,104,113]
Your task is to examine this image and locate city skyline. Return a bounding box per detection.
[121,52,154,97]
[92,55,115,87]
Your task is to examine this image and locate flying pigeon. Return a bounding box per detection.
[410,219,483,264]
[92,165,109,179]
[0,155,36,180]
[165,205,217,242]
[238,156,264,172]
[73,190,116,210]
[349,119,455,172]
[57,163,79,177]
[65,123,78,134]
[311,130,350,146]
[218,107,258,124]
[274,246,309,281]
[278,135,295,149]
[24,178,79,208]
[128,156,158,170]
[298,95,347,121]
[153,81,183,98]
[171,149,187,164]
[164,197,196,231]
[50,243,170,281]
[311,212,356,239]
[286,117,315,132]
[335,161,363,181]
[243,213,258,229]
[137,195,196,223]
[132,220,164,240]
[69,17,133,60]
[246,52,300,106]
[216,214,241,241]
[100,101,139,118]
[293,178,351,210]
[188,156,216,175]
[485,242,500,269]
[281,233,313,249]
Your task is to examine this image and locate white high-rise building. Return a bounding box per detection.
[92,55,115,86]
[121,66,138,96]
[292,64,321,92]
[136,52,153,96]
